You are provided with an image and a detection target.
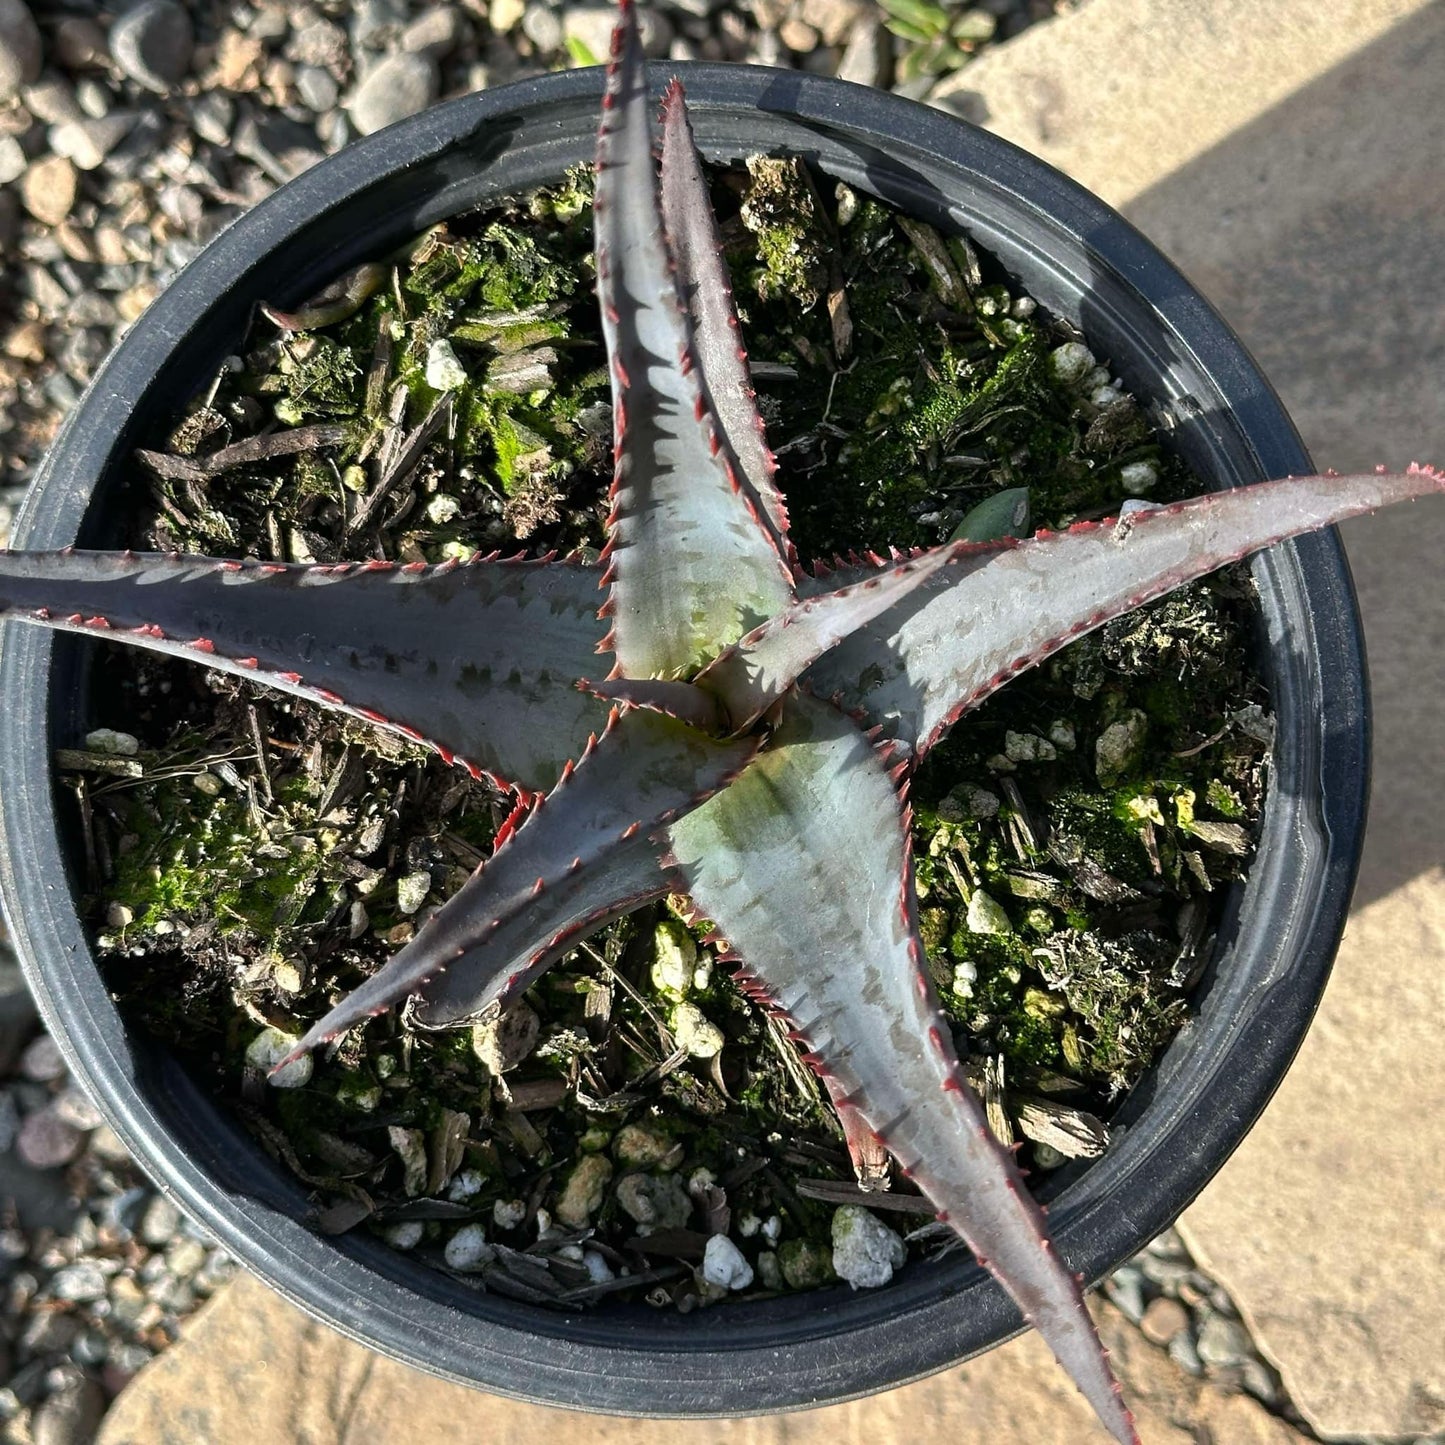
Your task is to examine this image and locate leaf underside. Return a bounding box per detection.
[279,706,757,1064]
[594,7,793,679]
[805,469,1445,756]
[0,549,606,793]
[665,690,1137,1445]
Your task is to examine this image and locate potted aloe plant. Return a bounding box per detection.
[1,3,1439,1435]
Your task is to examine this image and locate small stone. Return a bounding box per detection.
[836,16,887,87]
[84,728,139,756]
[779,17,819,52]
[21,155,78,227]
[20,1034,67,1082]
[1047,720,1077,751]
[615,1172,692,1233]
[650,918,699,1000]
[0,134,24,185]
[16,1108,83,1169]
[49,112,138,170]
[582,1248,614,1284]
[1095,708,1149,786]
[0,0,42,103]
[443,1223,493,1272]
[424,337,468,391]
[555,1154,613,1229]
[395,870,431,915]
[23,77,83,125]
[613,1121,678,1169]
[521,3,562,53]
[1168,1328,1204,1376]
[51,1087,102,1132]
[778,1238,833,1289]
[245,1027,311,1088]
[1089,384,1125,410]
[294,65,339,113]
[670,1001,724,1059]
[401,8,465,58]
[347,52,438,136]
[165,1237,207,1278]
[756,1249,783,1289]
[951,958,977,996]
[1195,1311,1254,1369]
[52,17,106,70]
[965,890,1012,935]
[470,1002,540,1076]
[139,1194,181,1247]
[51,1261,108,1303]
[561,5,669,63]
[111,0,194,93]
[190,92,234,147]
[1003,729,1056,763]
[383,1220,424,1250]
[1119,460,1159,495]
[491,1197,526,1229]
[702,1235,755,1291]
[21,1310,80,1354]
[1140,1295,1190,1345]
[831,1205,906,1289]
[490,0,526,35]
[1048,341,1095,385]
[31,1377,104,1445]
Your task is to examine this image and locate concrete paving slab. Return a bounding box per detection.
[947,0,1445,1435]
[96,1272,1305,1445]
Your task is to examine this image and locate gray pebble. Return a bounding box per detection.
[521,2,563,53]
[19,1035,67,1084]
[165,1236,206,1278]
[74,77,111,119]
[1137,1252,1194,1288]
[49,1086,103,1132]
[0,133,24,186]
[836,16,888,88]
[21,1309,80,1355]
[1104,1263,1145,1324]
[1195,1311,1254,1369]
[31,1376,105,1445]
[50,1261,107,1304]
[138,1195,180,1248]
[69,1330,109,1368]
[49,112,138,171]
[111,0,194,93]
[346,51,438,135]
[247,5,290,43]
[0,0,42,104]
[351,0,407,50]
[52,17,107,71]
[401,8,466,59]
[22,77,83,125]
[1167,1328,1204,1377]
[190,92,235,147]
[295,64,339,113]
[16,1108,83,1170]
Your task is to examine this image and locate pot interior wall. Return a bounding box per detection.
[0,67,1365,1414]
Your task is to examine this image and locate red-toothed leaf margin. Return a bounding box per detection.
[272,706,759,1069]
[664,690,1139,1445]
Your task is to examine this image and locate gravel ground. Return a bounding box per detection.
[11,3,1424,1444]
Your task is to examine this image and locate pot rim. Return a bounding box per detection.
[0,63,1368,1417]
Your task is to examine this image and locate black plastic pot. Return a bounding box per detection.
[0,66,1367,1416]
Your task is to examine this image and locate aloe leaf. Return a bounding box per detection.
[412,833,668,1027]
[0,548,608,793]
[659,78,795,574]
[577,676,724,733]
[696,539,970,733]
[594,1,793,679]
[804,468,1445,755]
[275,707,759,1067]
[666,691,1137,1445]
[949,485,1030,543]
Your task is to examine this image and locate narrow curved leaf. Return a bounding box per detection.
[659,78,795,573]
[0,548,607,792]
[666,692,1138,1445]
[804,468,1445,755]
[594,1,792,679]
[275,707,758,1067]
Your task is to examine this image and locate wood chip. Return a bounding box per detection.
[795,1179,935,1215]
[135,423,348,483]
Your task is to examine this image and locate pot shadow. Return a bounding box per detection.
[1116,3,1445,910]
